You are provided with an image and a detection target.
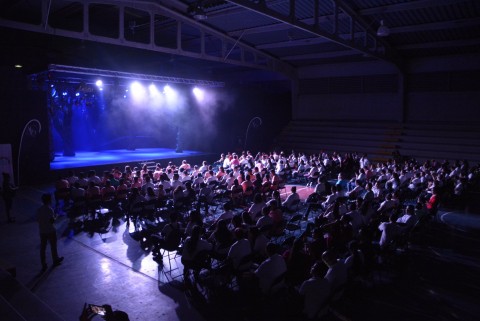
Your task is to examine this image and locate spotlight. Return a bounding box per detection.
[163,85,175,96]
[14,64,23,69]
[95,80,103,88]
[130,81,146,97]
[75,92,80,97]
[192,87,205,102]
[149,84,160,96]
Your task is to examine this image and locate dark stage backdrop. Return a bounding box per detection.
[0,67,50,185]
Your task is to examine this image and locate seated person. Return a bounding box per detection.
[256,206,273,230]
[210,203,234,228]
[182,225,213,280]
[378,214,401,250]
[283,238,312,287]
[281,186,300,212]
[298,262,330,320]
[377,193,396,215]
[208,219,234,259]
[227,228,252,271]
[322,250,348,295]
[151,212,183,261]
[268,201,285,235]
[254,243,287,294]
[396,205,417,232]
[197,182,214,213]
[248,193,267,221]
[182,225,213,265]
[346,180,364,199]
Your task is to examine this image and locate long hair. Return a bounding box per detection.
[185,225,201,254]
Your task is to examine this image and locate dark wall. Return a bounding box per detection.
[295,55,480,124]
[211,82,292,155]
[0,67,50,185]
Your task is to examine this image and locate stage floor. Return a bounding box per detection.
[50,148,209,170]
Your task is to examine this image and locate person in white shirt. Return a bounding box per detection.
[199,161,208,174]
[281,186,300,212]
[170,173,183,190]
[248,193,267,221]
[377,193,396,214]
[322,250,347,294]
[254,243,287,294]
[299,262,330,319]
[205,170,218,184]
[344,202,364,236]
[227,229,252,271]
[378,215,401,249]
[396,205,417,231]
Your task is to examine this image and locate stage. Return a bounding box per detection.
[50,148,212,171]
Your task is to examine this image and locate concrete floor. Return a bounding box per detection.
[0,184,204,321]
[1,184,480,321]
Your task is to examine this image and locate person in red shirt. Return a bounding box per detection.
[426,187,440,217]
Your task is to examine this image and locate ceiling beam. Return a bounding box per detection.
[282,50,359,61]
[397,37,480,50]
[358,0,472,16]
[256,31,368,49]
[390,17,480,34]
[0,0,296,77]
[257,37,331,49]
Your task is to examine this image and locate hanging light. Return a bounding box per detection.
[377,20,390,37]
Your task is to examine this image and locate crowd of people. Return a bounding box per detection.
[52,150,479,319]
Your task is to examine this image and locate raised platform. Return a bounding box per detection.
[50,148,212,171]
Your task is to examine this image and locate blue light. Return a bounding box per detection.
[75,93,80,97]
[62,92,67,96]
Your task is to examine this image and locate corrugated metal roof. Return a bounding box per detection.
[0,0,479,72]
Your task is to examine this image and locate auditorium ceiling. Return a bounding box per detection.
[1,0,479,79]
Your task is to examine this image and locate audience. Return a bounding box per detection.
[51,149,480,320]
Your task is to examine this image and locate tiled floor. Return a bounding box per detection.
[1,184,480,321]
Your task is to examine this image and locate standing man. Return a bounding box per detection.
[38,193,64,271]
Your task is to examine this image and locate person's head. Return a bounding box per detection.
[253,193,262,204]
[322,250,338,267]
[310,262,324,278]
[216,218,228,231]
[312,227,324,240]
[169,211,179,223]
[265,242,278,257]
[191,225,202,239]
[291,237,304,253]
[347,240,359,254]
[147,187,155,196]
[406,205,415,215]
[234,227,245,240]
[272,190,280,199]
[41,193,52,205]
[291,186,297,193]
[242,211,254,225]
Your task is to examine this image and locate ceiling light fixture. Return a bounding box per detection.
[377,20,390,37]
[189,2,208,21]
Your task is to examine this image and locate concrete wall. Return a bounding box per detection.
[294,53,480,124]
